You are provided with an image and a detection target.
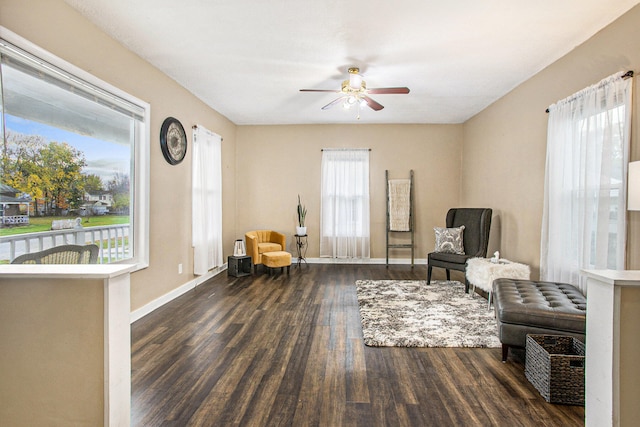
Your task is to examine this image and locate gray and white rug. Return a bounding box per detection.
[355,280,501,348]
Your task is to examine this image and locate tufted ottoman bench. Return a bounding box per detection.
[261,251,292,275]
[493,278,586,362]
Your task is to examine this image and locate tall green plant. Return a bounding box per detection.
[297,195,307,227]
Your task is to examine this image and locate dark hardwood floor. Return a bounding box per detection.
[131,264,585,426]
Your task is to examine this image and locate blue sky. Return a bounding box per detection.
[5,115,130,185]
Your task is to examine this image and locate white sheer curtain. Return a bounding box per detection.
[192,125,223,275]
[541,72,632,293]
[320,149,370,259]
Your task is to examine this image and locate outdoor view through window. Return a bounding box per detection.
[0,37,146,264]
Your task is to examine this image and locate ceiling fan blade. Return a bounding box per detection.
[321,96,348,110]
[300,89,341,93]
[367,87,410,94]
[363,96,384,111]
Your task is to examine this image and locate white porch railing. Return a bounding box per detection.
[1,224,131,264]
[1,215,29,225]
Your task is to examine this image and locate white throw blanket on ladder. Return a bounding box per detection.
[388,179,411,231]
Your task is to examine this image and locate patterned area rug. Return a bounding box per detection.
[355,280,501,348]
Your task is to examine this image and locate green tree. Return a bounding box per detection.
[84,174,104,194]
[107,172,130,214]
[39,142,86,215]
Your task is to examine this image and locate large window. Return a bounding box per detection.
[541,72,632,293]
[0,28,149,267]
[320,148,370,259]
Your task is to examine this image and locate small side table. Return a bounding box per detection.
[294,234,308,267]
[466,257,530,309]
[228,255,252,277]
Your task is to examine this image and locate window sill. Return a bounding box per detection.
[0,264,136,279]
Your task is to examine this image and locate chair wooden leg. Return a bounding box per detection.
[427,265,432,284]
[446,269,451,281]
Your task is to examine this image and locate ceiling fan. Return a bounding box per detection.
[300,67,410,118]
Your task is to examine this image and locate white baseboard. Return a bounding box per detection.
[130,264,227,323]
[299,257,427,265]
[131,257,424,323]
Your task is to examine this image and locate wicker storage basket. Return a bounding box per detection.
[524,334,585,405]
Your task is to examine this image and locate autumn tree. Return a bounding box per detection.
[2,132,45,192]
[1,132,47,214]
[2,131,87,215]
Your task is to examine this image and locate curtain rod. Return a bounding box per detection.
[545,70,634,113]
[192,124,223,141]
[321,148,371,151]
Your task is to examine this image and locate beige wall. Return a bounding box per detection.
[237,124,463,261]
[2,0,640,425]
[0,2,637,301]
[0,0,239,311]
[0,277,104,426]
[463,4,640,277]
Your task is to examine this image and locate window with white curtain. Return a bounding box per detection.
[541,71,632,293]
[192,125,222,275]
[320,148,370,259]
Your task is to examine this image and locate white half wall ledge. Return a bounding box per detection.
[582,269,640,427]
[0,263,136,278]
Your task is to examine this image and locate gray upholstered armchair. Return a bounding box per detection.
[427,208,492,293]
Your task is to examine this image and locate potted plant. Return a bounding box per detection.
[296,195,307,235]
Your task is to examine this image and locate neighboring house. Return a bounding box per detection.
[81,191,113,215]
[0,184,31,225]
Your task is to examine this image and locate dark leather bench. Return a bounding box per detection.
[493,278,586,362]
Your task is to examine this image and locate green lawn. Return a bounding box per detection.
[0,215,130,236]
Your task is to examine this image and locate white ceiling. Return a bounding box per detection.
[64,0,640,125]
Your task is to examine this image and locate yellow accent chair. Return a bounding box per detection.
[245,230,287,273]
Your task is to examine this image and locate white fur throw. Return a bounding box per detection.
[388,179,411,231]
[466,257,530,293]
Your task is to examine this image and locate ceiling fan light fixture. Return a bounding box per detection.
[300,67,409,117]
[343,95,358,109]
[348,67,363,89]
